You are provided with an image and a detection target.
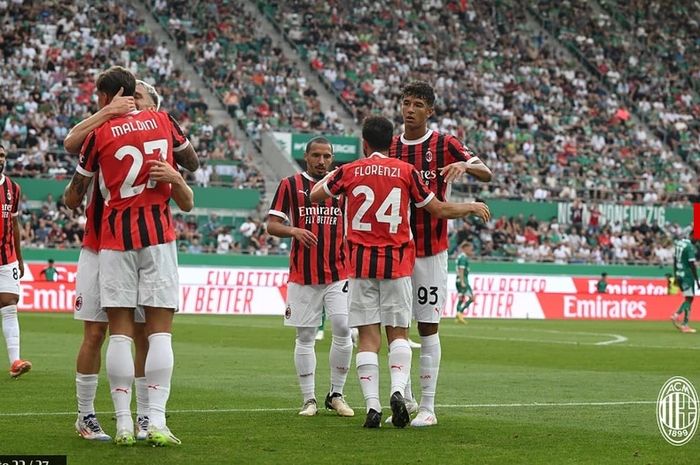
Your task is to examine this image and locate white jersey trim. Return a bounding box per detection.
[415,192,435,208]
[76,166,95,178]
[268,209,289,223]
[323,182,340,199]
[400,129,433,146]
[173,139,191,153]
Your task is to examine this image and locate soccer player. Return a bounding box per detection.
[0,143,31,379]
[266,137,354,417]
[596,272,608,294]
[388,81,492,427]
[64,79,197,441]
[670,238,699,333]
[39,258,59,282]
[311,116,490,428]
[64,66,196,446]
[455,242,474,324]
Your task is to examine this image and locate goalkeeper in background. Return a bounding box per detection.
[670,237,699,333]
[455,242,474,324]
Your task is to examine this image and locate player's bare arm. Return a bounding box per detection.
[440,158,493,183]
[423,198,491,222]
[64,172,92,210]
[309,173,335,203]
[63,87,135,153]
[173,145,199,172]
[146,160,194,212]
[12,216,23,279]
[266,215,318,248]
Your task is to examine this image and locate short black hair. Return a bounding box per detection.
[601,272,608,277]
[362,116,393,152]
[305,137,333,154]
[96,66,136,98]
[48,259,54,264]
[400,81,435,107]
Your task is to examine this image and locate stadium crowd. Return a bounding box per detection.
[149,0,348,141]
[261,0,697,204]
[0,0,263,189]
[532,0,700,174]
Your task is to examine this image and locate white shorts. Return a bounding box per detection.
[347,277,412,328]
[75,248,145,323]
[411,250,448,323]
[99,241,179,310]
[0,261,20,295]
[284,280,348,327]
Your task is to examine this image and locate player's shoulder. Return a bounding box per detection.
[3,174,19,190]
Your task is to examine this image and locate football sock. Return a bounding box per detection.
[328,314,352,394]
[419,333,441,412]
[465,297,474,308]
[357,351,380,412]
[145,333,174,429]
[76,373,99,417]
[405,376,415,401]
[106,335,134,432]
[388,339,412,395]
[1,305,20,364]
[329,335,352,395]
[456,300,465,313]
[675,301,689,315]
[294,328,317,402]
[135,377,149,418]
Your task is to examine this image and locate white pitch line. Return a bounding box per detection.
[595,334,628,345]
[0,401,656,418]
[478,327,629,346]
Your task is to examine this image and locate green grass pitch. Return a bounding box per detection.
[0,313,698,464]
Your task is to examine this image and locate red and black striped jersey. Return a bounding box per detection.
[77,109,189,251]
[324,153,434,280]
[82,175,105,252]
[0,175,20,265]
[268,172,347,285]
[390,129,475,257]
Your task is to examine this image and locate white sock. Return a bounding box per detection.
[419,333,441,412]
[294,337,316,402]
[1,305,20,364]
[329,335,352,395]
[388,339,412,395]
[135,377,149,418]
[76,373,99,417]
[106,335,134,432]
[356,351,380,412]
[145,333,174,429]
[405,377,415,401]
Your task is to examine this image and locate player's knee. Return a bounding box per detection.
[83,323,107,349]
[295,327,317,344]
[0,296,18,308]
[329,315,350,338]
[417,321,439,336]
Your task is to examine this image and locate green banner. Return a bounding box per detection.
[272,132,360,163]
[480,199,691,227]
